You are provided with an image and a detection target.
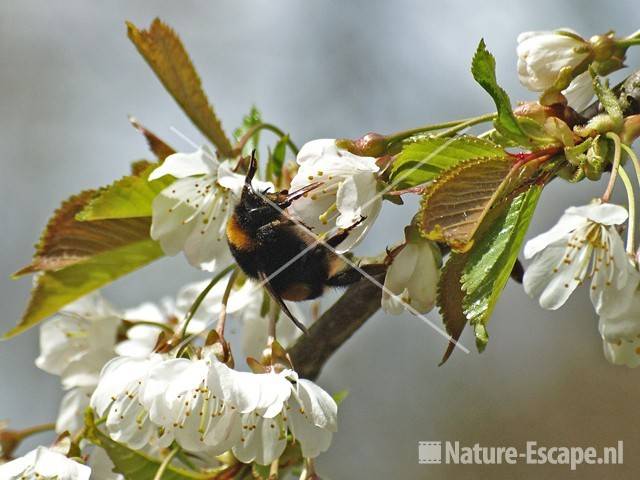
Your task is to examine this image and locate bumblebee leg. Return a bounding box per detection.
[325,258,387,287]
[258,272,309,335]
[325,265,362,286]
[323,216,366,249]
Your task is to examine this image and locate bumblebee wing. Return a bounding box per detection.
[258,271,309,335]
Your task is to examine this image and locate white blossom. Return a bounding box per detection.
[0,446,91,480]
[139,352,241,454]
[35,293,120,390]
[90,355,163,449]
[523,202,639,316]
[150,147,272,271]
[220,368,337,465]
[382,237,440,315]
[517,29,591,92]
[289,139,381,252]
[90,349,337,464]
[599,289,640,367]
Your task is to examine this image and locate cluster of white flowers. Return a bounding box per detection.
[89,350,337,466]
[29,273,318,474]
[523,201,640,367]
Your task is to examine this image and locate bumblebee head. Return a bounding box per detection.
[237,151,322,227]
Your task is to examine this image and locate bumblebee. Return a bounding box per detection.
[226,154,365,332]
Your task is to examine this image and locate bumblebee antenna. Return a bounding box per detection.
[245,150,258,189]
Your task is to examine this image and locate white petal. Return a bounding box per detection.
[0,447,92,480]
[150,177,201,255]
[538,242,591,309]
[382,244,417,314]
[524,239,589,310]
[295,379,338,431]
[182,197,233,271]
[296,139,339,165]
[566,202,628,226]
[523,212,584,259]
[407,243,439,313]
[232,415,287,465]
[217,161,274,198]
[149,147,217,180]
[601,338,640,368]
[563,71,594,111]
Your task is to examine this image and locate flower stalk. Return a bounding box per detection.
[153,446,180,480]
[602,132,623,202]
[235,123,299,156]
[179,264,235,340]
[617,167,636,254]
[216,268,240,337]
[384,112,496,147]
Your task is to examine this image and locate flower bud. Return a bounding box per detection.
[514,101,584,127]
[589,33,627,75]
[517,29,592,92]
[336,132,387,157]
[621,114,640,145]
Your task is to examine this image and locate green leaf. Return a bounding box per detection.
[390,135,504,189]
[461,185,543,351]
[85,411,214,480]
[233,105,262,156]
[127,19,234,157]
[7,240,163,339]
[590,68,623,130]
[471,40,528,144]
[7,192,164,338]
[77,164,173,221]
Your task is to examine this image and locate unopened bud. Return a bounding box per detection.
[514,101,584,128]
[336,132,388,157]
[590,33,627,76]
[621,114,640,145]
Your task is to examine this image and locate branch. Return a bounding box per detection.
[289,68,640,381]
[289,273,385,380]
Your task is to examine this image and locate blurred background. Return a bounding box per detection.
[2,1,640,478]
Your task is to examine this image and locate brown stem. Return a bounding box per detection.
[289,273,385,380]
[18,422,56,439]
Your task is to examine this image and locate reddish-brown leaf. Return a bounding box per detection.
[127,19,234,157]
[15,191,151,276]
